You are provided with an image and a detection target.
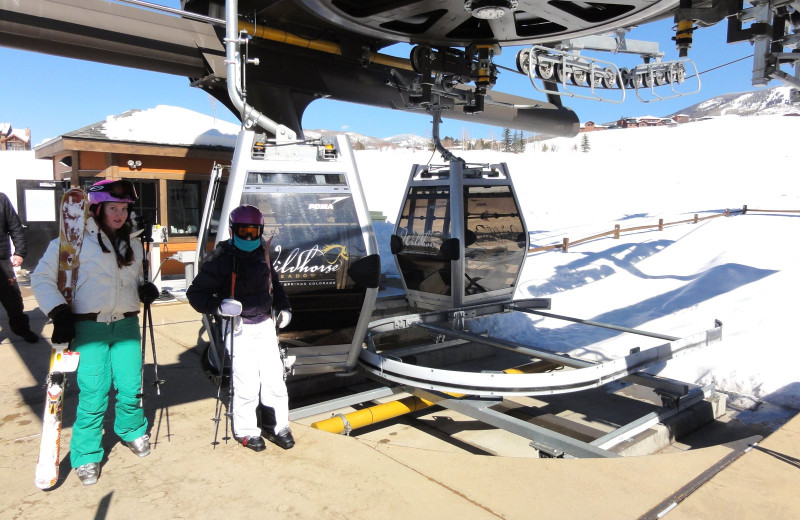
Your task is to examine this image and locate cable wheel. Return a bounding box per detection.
[654,70,668,86]
[601,68,618,89]
[571,68,587,86]
[674,64,686,84]
[619,67,631,88]
[536,61,556,80]
[515,49,531,74]
[555,63,567,83]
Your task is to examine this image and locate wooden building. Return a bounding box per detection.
[1,124,31,151]
[579,121,608,133]
[34,107,236,276]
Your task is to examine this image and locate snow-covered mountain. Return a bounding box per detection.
[670,85,799,118]
[304,129,432,150]
[383,133,431,149]
[312,87,799,148]
[304,129,401,149]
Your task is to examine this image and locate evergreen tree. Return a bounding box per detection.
[502,128,512,152]
[581,134,591,153]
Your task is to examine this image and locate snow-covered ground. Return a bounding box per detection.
[353,114,800,428]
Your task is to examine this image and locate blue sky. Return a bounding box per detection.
[2,4,764,144]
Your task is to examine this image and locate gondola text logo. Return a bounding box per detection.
[273,244,349,283]
[397,228,437,253]
[308,196,349,210]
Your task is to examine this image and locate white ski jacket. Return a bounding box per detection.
[32,218,144,322]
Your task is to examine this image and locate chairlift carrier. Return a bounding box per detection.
[196,129,379,376]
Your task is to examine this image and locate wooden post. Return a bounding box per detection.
[693,214,698,223]
[743,205,748,214]
[562,237,569,252]
[658,218,664,231]
[613,224,620,239]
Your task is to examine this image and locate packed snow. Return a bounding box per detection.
[353,114,800,428]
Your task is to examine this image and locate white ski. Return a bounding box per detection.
[34,188,87,490]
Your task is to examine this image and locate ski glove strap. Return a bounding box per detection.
[138,282,159,305]
[49,304,76,344]
[275,309,292,329]
[218,298,242,317]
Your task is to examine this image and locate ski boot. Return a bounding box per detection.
[125,434,151,457]
[236,435,266,452]
[266,427,295,450]
[75,462,100,486]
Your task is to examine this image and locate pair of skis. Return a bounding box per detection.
[34,189,87,490]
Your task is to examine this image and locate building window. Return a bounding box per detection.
[167,180,200,236]
[80,178,158,229]
[208,180,227,237]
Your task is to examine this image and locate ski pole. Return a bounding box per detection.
[211,316,229,448]
[224,268,237,444]
[136,221,150,406]
[143,301,164,394]
[213,266,238,447]
[141,220,165,393]
[136,218,165,406]
[225,314,235,444]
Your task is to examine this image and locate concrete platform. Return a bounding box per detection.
[2,285,799,519]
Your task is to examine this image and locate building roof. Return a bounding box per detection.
[50,105,240,149]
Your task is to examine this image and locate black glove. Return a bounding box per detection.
[49,305,75,344]
[138,282,159,305]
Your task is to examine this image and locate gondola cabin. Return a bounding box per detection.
[391,161,528,310]
[198,130,379,377]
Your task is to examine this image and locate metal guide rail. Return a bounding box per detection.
[358,299,722,397]
[287,299,723,458]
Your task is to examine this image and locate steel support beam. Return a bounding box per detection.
[412,388,620,458]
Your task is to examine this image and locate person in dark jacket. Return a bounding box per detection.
[186,204,294,452]
[0,192,39,343]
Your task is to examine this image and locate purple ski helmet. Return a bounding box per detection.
[88,179,138,216]
[229,205,264,240]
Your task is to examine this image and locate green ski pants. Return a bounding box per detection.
[70,317,148,468]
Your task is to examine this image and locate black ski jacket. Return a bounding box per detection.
[0,192,27,260]
[186,240,290,324]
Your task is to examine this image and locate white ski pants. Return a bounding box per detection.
[224,317,289,438]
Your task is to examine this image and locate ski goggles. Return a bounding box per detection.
[232,225,262,241]
[89,180,138,200]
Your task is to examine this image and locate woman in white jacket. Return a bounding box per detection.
[32,180,158,486]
